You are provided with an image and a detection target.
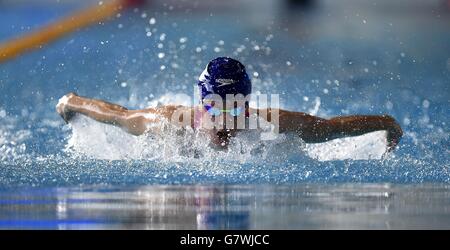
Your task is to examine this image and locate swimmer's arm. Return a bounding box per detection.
[323,115,403,151]
[56,93,157,135]
[275,109,403,150]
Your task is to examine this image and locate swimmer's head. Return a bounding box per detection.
[198,57,251,102]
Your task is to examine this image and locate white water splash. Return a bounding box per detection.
[65,94,388,161]
[66,114,301,162]
[305,131,388,161]
[67,115,150,160]
[0,111,31,162]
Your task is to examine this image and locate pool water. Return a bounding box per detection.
[1,184,450,229]
[0,1,449,229]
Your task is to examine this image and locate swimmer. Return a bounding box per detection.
[56,57,403,151]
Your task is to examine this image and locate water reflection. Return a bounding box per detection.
[0,184,449,229]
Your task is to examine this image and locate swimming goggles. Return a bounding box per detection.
[204,105,243,117]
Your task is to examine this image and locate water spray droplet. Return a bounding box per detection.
[179,37,187,43]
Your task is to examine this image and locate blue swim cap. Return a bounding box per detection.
[198,57,252,102]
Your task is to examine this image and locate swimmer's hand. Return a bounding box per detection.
[56,92,77,123]
[385,115,403,152]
